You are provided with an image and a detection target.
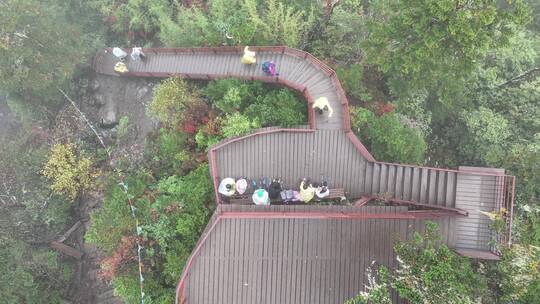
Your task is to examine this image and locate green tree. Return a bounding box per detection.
[160,0,314,47]
[499,244,540,303]
[392,222,486,304]
[363,0,530,102]
[244,0,314,47]
[336,64,371,101]
[159,5,222,47]
[0,0,89,102]
[86,164,213,303]
[351,106,427,164]
[88,0,170,39]
[310,0,365,64]
[460,107,511,165]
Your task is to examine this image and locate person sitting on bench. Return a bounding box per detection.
[315,181,330,199]
[236,178,248,195]
[252,188,270,205]
[268,179,282,200]
[299,178,315,203]
[218,177,236,197]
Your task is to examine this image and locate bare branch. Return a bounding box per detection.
[497,67,540,88]
[57,88,110,156]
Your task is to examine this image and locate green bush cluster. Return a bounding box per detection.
[204,79,307,128]
[245,89,306,127]
[42,143,98,201]
[86,164,213,303]
[148,77,199,128]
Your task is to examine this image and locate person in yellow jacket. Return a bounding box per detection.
[299,178,315,203]
[241,46,256,64]
[312,97,333,117]
[114,61,129,74]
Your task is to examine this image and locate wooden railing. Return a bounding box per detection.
[496,175,515,248]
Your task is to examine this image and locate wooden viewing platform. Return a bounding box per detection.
[93,46,515,304]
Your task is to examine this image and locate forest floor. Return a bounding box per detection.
[0,95,21,142]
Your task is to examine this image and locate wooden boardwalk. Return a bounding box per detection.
[94,47,346,129]
[92,46,515,304]
[178,205,453,304]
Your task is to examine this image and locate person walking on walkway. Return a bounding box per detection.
[262,61,279,76]
[313,97,333,117]
[131,47,146,61]
[241,46,256,64]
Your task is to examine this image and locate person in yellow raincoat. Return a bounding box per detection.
[241,46,256,64]
[312,97,333,117]
[114,61,129,74]
[299,179,315,203]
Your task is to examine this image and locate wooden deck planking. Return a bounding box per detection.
[454,169,499,251]
[183,206,434,303]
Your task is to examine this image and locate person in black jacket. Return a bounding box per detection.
[268,179,282,200]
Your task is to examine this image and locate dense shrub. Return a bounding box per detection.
[88,0,169,39]
[245,89,306,127]
[144,128,192,177]
[204,79,265,109]
[148,77,203,129]
[350,106,426,164]
[86,173,150,254]
[309,0,365,64]
[221,112,261,138]
[204,79,307,128]
[0,130,73,303]
[42,143,98,201]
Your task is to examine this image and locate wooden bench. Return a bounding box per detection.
[226,188,345,205]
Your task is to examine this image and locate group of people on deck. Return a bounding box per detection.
[111,47,145,74]
[218,177,330,205]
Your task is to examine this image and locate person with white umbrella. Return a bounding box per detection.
[252,188,270,205]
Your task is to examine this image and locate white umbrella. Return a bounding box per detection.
[218,177,236,197]
[252,189,269,205]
